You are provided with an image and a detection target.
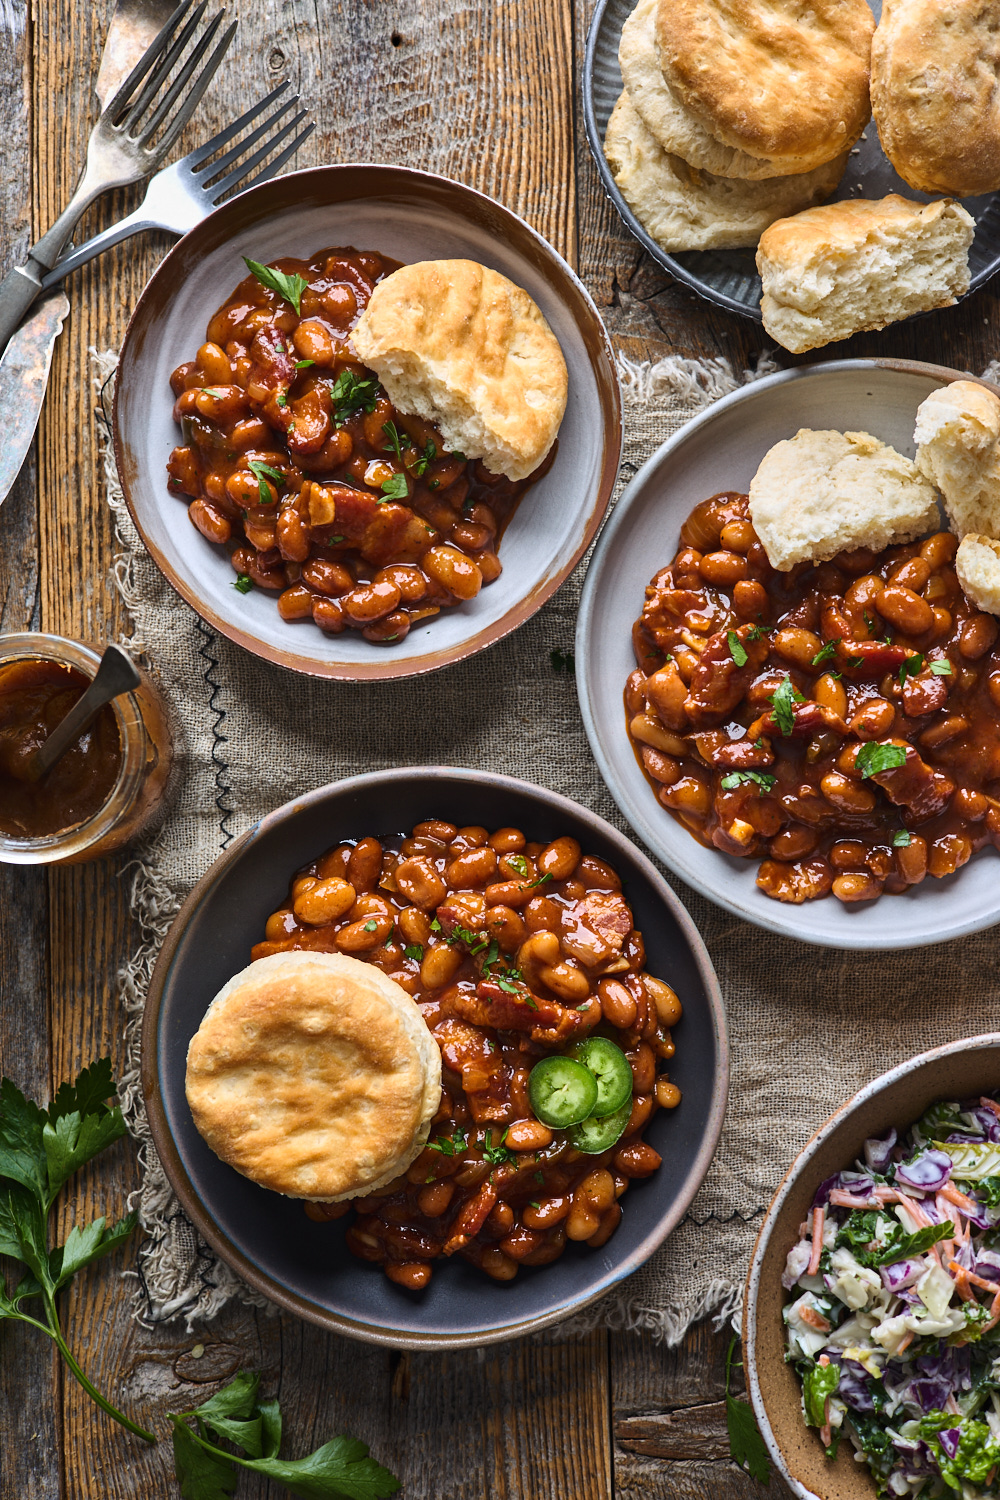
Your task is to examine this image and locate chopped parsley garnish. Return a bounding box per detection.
[482,1128,516,1167]
[294,358,315,369]
[745,624,772,641]
[381,420,409,462]
[899,653,924,684]
[199,387,222,397]
[411,440,436,476]
[243,257,309,315]
[233,574,252,594]
[363,919,378,932]
[452,451,466,462]
[430,918,442,932]
[893,830,912,847]
[527,871,552,889]
[276,391,287,408]
[812,638,841,666]
[720,770,777,794]
[930,659,953,676]
[247,459,284,506]
[329,369,380,424]
[403,944,424,962]
[506,855,529,878]
[727,630,748,667]
[856,742,908,778]
[550,647,575,674]
[380,472,409,501]
[427,1127,468,1157]
[769,675,804,736]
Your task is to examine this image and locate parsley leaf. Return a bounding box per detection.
[243,258,309,316]
[720,770,776,794]
[427,1128,467,1157]
[329,370,380,425]
[727,630,748,667]
[725,1338,770,1484]
[170,1371,400,1500]
[527,872,552,889]
[855,742,908,778]
[769,675,804,737]
[482,1129,516,1167]
[812,638,840,665]
[380,473,409,501]
[294,359,315,370]
[247,459,285,507]
[930,659,953,676]
[899,653,924,684]
[411,440,436,477]
[893,829,911,847]
[233,574,253,595]
[506,855,529,878]
[745,624,772,642]
[363,920,378,933]
[0,1061,155,1443]
[381,421,408,462]
[403,944,424,962]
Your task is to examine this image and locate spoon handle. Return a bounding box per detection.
[28,644,142,782]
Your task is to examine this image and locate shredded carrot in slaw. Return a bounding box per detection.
[807,1206,824,1276]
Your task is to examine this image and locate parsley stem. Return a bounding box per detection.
[42,1292,157,1443]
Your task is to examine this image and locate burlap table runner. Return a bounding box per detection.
[98,348,1000,1341]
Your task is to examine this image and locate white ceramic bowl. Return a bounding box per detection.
[577,358,1000,950]
[114,164,621,681]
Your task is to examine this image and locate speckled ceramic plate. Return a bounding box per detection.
[744,1034,1000,1500]
[142,768,728,1347]
[114,164,621,680]
[583,0,1000,320]
[576,357,1000,950]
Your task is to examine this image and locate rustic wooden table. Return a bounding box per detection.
[2,1,999,1495]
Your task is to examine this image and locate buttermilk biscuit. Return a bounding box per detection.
[748,429,941,571]
[185,951,441,1201]
[603,93,846,252]
[757,196,975,354]
[350,260,567,483]
[618,0,781,179]
[656,0,874,174]
[872,0,1000,197]
[956,535,1000,617]
[914,380,1000,538]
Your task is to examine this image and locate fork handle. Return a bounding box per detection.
[39,206,167,289]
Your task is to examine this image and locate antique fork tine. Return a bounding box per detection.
[0,0,235,347]
[41,90,315,286]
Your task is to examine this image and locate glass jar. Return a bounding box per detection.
[0,633,174,864]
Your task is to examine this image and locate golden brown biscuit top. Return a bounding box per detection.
[656,0,874,167]
[871,0,1000,196]
[185,952,441,1201]
[350,259,568,482]
[757,193,963,261]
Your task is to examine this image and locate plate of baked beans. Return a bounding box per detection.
[141,768,727,1347]
[577,358,1000,950]
[113,164,620,680]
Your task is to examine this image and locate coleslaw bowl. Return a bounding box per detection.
[744,1034,1000,1500]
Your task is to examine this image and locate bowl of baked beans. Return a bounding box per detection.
[113,165,621,680]
[577,359,1000,950]
[141,768,726,1347]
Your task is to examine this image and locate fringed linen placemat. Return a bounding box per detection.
[98,349,1000,1343]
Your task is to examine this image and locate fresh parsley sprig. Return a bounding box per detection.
[330,370,381,425]
[812,638,841,667]
[0,1060,155,1443]
[725,1337,770,1484]
[247,459,285,507]
[243,258,309,317]
[727,630,748,667]
[170,1370,400,1500]
[769,675,804,737]
[720,769,776,794]
[856,742,908,778]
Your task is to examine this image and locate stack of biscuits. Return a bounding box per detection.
[605,0,873,252]
[605,0,999,351]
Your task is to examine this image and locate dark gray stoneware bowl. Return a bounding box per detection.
[142,768,728,1348]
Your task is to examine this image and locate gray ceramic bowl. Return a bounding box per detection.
[114,164,621,681]
[577,357,1000,950]
[141,768,728,1348]
[744,1034,1000,1500]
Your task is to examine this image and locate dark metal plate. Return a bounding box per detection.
[583,0,1000,321]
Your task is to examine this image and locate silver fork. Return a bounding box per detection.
[0,0,236,346]
[41,83,315,286]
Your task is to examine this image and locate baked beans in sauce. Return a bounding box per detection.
[0,660,121,837]
[167,247,552,645]
[626,493,1000,904]
[252,821,682,1289]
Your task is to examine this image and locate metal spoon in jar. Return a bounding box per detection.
[24,644,142,784]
